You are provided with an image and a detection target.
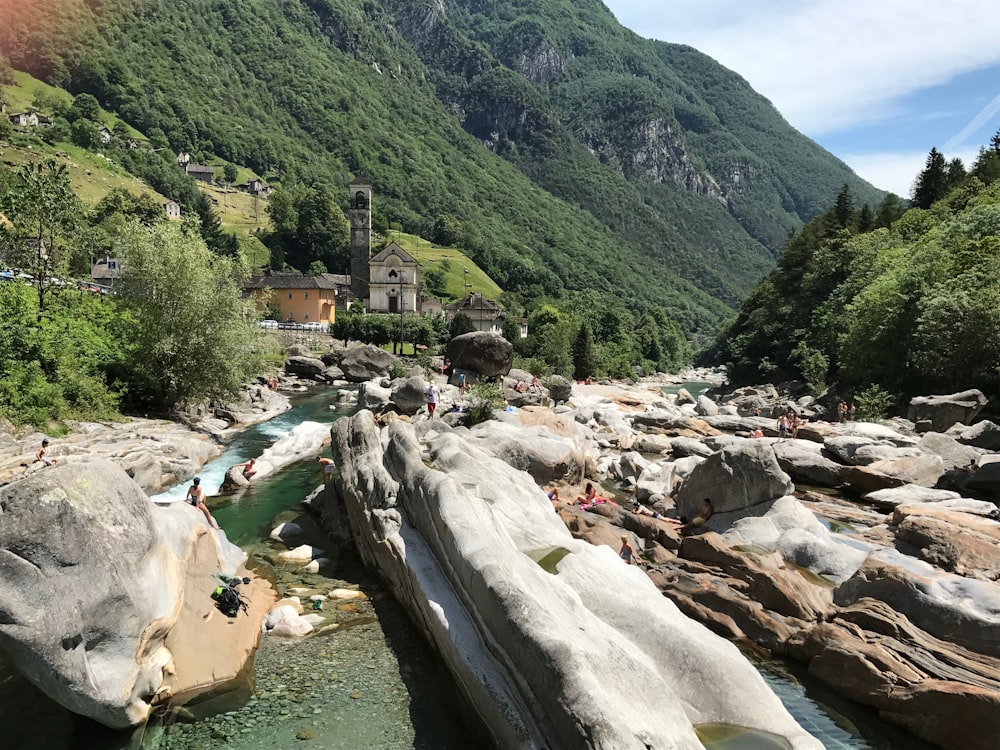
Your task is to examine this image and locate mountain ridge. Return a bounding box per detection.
[0,0,885,333]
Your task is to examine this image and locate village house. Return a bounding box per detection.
[91,256,122,283]
[8,112,51,127]
[98,126,113,145]
[237,178,272,197]
[162,200,181,219]
[184,163,215,184]
[244,271,346,326]
[445,291,503,333]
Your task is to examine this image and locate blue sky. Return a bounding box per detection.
[601,0,1000,197]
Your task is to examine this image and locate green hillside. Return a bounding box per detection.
[708,146,1000,407]
[0,0,883,335]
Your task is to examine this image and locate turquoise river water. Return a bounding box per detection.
[0,386,932,749]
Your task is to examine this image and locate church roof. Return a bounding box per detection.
[349,172,372,186]
[369,242,418,264]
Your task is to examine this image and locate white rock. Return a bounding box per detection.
[278,544,323,563]
[328,588,366,600]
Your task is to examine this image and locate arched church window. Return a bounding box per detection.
[388,269,398,279]
[354,191,367,209]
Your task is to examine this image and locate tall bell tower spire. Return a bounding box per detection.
[348,174,372,305]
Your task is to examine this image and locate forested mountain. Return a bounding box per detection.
[708,144,1000,409]
[0,0,882,333]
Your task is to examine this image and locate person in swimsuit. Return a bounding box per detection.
[239,457,257,480]
[186,477,220,530]
[35,439,58,466]
[619,536,639,565]
[632,502,664,520]
[317,456,335,482]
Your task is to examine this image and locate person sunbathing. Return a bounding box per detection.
[632,502,664,520]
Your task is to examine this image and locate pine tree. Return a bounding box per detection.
[858,203,875,233]
[572,322,596,380]
[875,194,906,228]
[832,183,854,228]
[912,148,948,209]
[946,157,967,190]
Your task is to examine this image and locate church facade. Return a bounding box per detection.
[348,174,421,314]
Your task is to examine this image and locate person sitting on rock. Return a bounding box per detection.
[575,482,610,511]
[544,486,561,503]
[514,380,526,393]
[666,498,714,534]
[186,477,220,530]
[239,457,257,480]
[34,438,58,467]
[750,427,765,438]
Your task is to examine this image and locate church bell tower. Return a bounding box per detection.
[348,174,372,305]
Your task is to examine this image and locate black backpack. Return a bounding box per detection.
[211,578,250,618]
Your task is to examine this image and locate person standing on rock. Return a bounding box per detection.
[619,536,639,565]
[776,413,789,440]
[317,456,335,482]
[425,381,441,417]
[186,477,220,530]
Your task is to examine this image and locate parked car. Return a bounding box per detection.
[258,319,279,329]
[301,321,325,332]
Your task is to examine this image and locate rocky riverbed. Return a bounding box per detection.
[317,368,1000,750]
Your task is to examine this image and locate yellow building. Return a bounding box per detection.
[245,271,350,325]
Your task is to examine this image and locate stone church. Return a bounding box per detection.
[348,174,420,314]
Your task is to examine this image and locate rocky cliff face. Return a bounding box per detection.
[0,459,273,728]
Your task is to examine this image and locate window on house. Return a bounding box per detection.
[305,291,309,299]
[304,312,309,319]
[288,292,293,299]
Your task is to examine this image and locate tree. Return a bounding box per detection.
[115,221,262,410]
[91,188,165,226]
[449,312,476,339]
[875,194,907,228]
[289,185,349,273]
[0,160,81,316]
[946,158,967,191]
[858,203,875,233]
[307,260,328,275]
[572,321,596,379]
[191,190,238,256]
[70,119,100,149]
[68,93,101,123]
[833,183,854,228]
[223,163,239,184]
[912,148,949,209]
[422,264,447,297]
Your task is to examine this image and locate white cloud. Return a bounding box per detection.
[604,0,1000,136]
[841,148,981,197]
